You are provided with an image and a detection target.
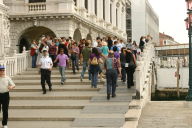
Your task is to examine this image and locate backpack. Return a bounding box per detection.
[105,58,113,70]
[91,57,98,65]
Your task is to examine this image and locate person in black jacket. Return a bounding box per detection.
[139,36,145,52]
[58,42,69,57]
[120,47,126,82]
[125,48,136,88]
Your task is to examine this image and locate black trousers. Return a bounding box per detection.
[0,92,9,126]
[126,68,135,88]
[41,69,52,92]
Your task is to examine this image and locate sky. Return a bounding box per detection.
[148,0,188,43]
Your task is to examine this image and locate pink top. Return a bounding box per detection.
[56,54,69,67]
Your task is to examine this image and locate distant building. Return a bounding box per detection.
[159,32,179,46]
[131,0,159,44]
[3,0,128,53]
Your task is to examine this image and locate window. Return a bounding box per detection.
[29,0,46,3]
[103,0,105,20]
[116,8,118,27]
[95,0,97,15]
[110,3,112,23]
[85,0,88,10]
[74,0,77,6]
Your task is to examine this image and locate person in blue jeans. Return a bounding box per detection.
[30,40,38,68]
[80,42,91,81]
[104,51,121,100]
[54,49,69,85]
[89,48,103,88]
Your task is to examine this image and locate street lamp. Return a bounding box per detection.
[186,0,192,101]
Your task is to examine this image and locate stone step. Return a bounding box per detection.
[12,75,89,80]
[11,85,100,92]
[0,109,81,121]
[20,70,87,75]
[7,121,72,128]
[9,100,89,109]
[13,79,102,85]
[27,67,83,71]
[9,91,100,100]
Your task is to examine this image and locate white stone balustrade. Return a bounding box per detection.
[0,49,31,77]
[28,2,46,12]
[135,41,155,104]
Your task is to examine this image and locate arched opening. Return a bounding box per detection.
[73,29,82,43]
[86,34,92,42]
[18,26,56,53]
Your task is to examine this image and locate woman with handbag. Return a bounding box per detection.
[125,48,136,88]
[89,48,103,88]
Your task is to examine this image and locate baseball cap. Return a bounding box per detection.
[0,65,5,70]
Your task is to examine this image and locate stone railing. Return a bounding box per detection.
[122,42,156,128]
[28,2,46,12]
[135,42,155,101]
[0,48,31,77]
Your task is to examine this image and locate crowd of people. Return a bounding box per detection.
[0,34,151,128]
[30,35,151,99]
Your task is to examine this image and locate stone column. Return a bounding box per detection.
[97,0,103,20]
[105,0,110,23]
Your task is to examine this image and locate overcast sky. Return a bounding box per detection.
[148,0,188,43]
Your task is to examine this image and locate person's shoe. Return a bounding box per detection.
[43,90,46,94]
[3,125,8,128]
[107,94,110,100]
[127,86,131,89]
[49,87,52,91]
[112,94,116,98]
[61,82,64,85]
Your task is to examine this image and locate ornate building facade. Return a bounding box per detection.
[0,0,10,56]
[3,0,128,53]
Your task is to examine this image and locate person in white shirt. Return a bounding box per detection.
[92,37,101,48]
[39,49,53,94]
[0,65,15,128]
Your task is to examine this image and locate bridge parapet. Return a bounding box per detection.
[135,42,155,102]
[123,42,156,128]
[0,47,31,77]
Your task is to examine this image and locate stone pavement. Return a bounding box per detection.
[138,101,192,128]
[0,67,135,128]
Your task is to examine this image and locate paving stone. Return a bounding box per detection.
[138,101,192,128]
[81,105,129,114]
[72,118,124,127]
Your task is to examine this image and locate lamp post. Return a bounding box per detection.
[186,0,192,101]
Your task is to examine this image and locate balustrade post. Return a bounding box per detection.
[13,50,17,75]
[135,60,143,99]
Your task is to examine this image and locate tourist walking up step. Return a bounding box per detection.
[54,49,69,85]
[125,49,136,88]
[0,65,15,128]
[80,41,91,82]
[104,51,121,100]
[89,48,103,88]
[120,47,127,83]
[38,49,53,94]
[139,36,145,52]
